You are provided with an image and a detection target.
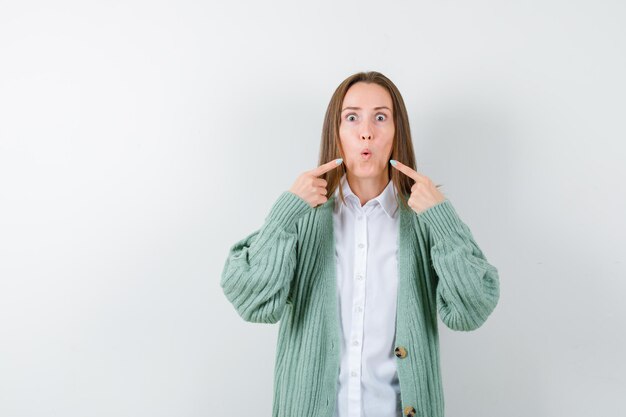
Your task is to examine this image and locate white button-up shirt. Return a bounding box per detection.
[332,173,401,417]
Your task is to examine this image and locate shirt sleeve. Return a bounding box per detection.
[417,199,500,331]
[220,191,312,323]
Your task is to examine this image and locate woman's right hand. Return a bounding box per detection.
[288,158,343,208]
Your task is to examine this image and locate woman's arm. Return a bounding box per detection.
[417,200,500,331]
[220,191,312,323]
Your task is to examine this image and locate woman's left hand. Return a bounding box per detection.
[390,160,447,215]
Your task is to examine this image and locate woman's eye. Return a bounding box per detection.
[345,113,387,122]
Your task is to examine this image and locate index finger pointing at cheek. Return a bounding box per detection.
[389,160,426,183]
[311,158,343,177]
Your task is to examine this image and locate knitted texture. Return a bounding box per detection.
[221,190,500,417]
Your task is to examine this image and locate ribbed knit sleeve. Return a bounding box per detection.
[220,191,312,323]
[417,199,500,331]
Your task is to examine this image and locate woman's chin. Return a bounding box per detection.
[349,162,384,177]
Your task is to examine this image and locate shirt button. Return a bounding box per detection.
[356,274,364,281]
[351,370,358,377]
[358,243,365,249]
[352,340,359,346]
[355,306,363,312]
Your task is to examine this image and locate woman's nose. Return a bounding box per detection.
[360,120,373,140]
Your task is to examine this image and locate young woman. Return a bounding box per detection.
[221,71,500,417]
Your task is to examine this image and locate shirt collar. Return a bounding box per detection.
[333,173,399,219]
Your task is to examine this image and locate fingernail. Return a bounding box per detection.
[336,158,343,165]
[389,159,397,166]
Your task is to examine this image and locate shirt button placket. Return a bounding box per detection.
[348,207,367,416]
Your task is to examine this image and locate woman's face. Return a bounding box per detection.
[339,82,395,179]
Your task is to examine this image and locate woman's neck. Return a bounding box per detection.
[346,169,390,207]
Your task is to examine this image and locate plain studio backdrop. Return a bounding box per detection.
[1,1,624,416]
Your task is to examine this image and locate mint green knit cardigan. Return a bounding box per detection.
[221,190,500,417]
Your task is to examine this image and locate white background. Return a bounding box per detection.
[1,1,625,416]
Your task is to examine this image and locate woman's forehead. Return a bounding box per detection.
[342,82,393,109]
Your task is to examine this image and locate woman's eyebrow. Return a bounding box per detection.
[341,106,392,112]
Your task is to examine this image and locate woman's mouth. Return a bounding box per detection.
[361,149,372,160]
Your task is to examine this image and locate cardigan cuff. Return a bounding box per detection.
[416,199,465,241]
